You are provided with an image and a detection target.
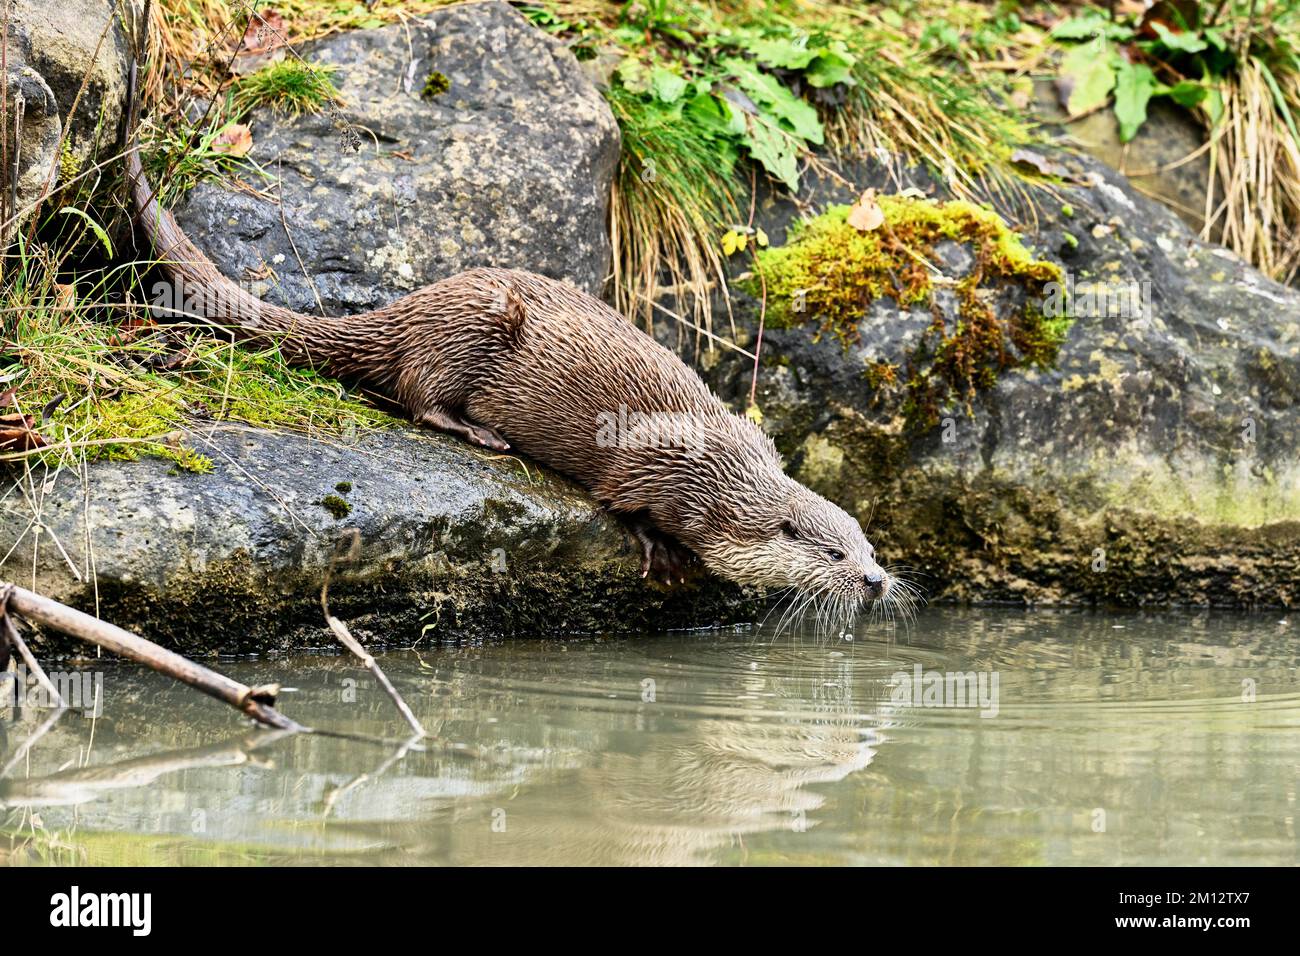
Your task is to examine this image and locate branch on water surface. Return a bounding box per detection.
[321,529,428,739]
[0,582,305,732]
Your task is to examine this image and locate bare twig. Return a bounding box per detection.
[633,290,756,360]
[276,158,326,316]
[321,530,426,737]
[1,609,66,708]
[0,581,305,730]
[744,166,767,411]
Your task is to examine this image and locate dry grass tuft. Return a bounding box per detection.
[1204,57,1300,282]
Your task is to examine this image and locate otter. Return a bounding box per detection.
[125,142,902,630]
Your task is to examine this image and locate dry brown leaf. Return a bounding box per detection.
[53,282,76,311]
[847,188,884,232]
[213,123,254,158]
[1137,0,1200,40]
[239,10,287,53]
[232,10,289,76]
[1010,148,1069,178]
[1010,148,1092,185]
[0,413,46,451]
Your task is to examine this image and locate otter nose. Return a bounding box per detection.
[865,572,885,598]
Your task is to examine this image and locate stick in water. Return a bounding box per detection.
[2,611,67,708]
[321,531,427,738]
[0,583,305,731]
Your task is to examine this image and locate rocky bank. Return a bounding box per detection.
[4,2,1298,653]
[691,150,1300,608]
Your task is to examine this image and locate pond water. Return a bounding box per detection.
[1,609,1296,866]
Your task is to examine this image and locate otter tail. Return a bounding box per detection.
[126,68,350,371]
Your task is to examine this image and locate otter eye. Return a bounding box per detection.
[780,521,800,540]
[827,548,845,562]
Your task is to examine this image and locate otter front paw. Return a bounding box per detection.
[632,525,696,587]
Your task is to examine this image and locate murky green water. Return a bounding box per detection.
[1,609,1297,865]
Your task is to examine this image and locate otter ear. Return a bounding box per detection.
[779,520,800,540]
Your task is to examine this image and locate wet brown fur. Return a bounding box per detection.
[127,148,896,627]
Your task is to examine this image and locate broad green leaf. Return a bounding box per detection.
[1051,14,1107,40]
[684,92,746,138]
[805,45,857,88]
[722,57,823,145]
[1062,39,1116,116]
[742,118,800,191]
[650,65,687,103]
[1052,12,1133,41]
[741,35,816,70]
[922,23,962,50]
[1150,22,1207,54]
[1113,61,1157,142]
[1205,86,1225,126]
[615,57,651,94]
[1165,80,1208,108]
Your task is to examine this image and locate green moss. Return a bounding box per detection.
[10,307,398,473]
[420,70,450,100]
[864,359,900,389]
[751,197,1066,427]
[319,494,351,519]
[58,142,80,184]
[334,480,352,494]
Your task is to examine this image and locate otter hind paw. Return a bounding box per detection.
[420,407,510,451]
[466,423,510,451]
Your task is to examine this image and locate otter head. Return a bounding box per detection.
[690,477,896,631]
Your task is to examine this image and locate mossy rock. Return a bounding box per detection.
[748,197,1066,428]
[674,150,1300,609]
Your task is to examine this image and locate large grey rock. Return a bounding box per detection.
[683,152,1300,608]
[2,0,142,243]
[3,427,754,655]
[175,2,621,314]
